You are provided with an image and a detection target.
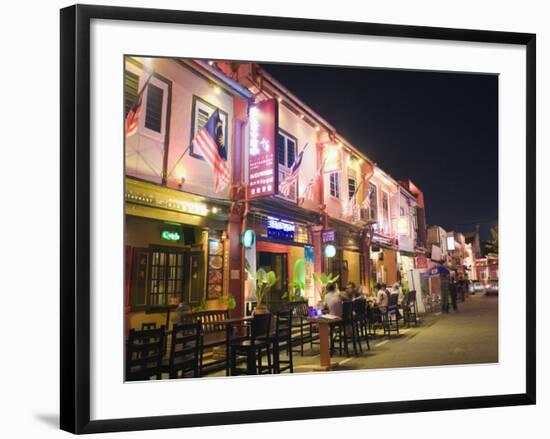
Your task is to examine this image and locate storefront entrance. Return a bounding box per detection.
[258,251,288,311]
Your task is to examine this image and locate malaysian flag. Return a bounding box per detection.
[300,179,316,203]
[362,187,374,209]
[192,109,230,192]
[298,163,323,204]
[343,193,357,217]
[125,94,142,137]
[125,73,153,137]
[279,146,306,196]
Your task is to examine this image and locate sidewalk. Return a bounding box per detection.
[292,293,499,372]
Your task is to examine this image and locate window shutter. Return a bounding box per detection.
[145,83,164,133]
[130,248,149,307]
[124,71,139,116]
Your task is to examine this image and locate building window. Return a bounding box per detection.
[276,130,297,169]
[148,248,185,306]
[276,130,299,202]
[381,190,390,233]
[329,172,340,198]
[348,176,357,199]
[368,182,378,221]
[124,70,140,116]
[190,96,229,160]
[144,83,164,133]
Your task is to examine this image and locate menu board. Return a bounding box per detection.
[206,237,224,299]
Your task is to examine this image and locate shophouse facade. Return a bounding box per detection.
[124,57,429,328]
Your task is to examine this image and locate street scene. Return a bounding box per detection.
[123,57,499,380]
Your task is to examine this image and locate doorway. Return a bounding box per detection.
[257,252,288,311]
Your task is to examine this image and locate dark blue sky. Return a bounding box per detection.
[262,63,498,241]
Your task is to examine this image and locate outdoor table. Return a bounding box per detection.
[305,315,342,371]
[214,316,254,375]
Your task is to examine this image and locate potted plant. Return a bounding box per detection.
[282,279,306,302]
[314,272,340,306]
[254,268,277,314]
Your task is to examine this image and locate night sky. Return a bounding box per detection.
[261,63,498,241]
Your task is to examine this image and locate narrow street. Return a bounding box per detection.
[293,293,498,372]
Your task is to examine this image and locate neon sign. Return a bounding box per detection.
[324,244,337,258]
[241,229,256,249]
[267,216,295,241]
[161,230,181,242]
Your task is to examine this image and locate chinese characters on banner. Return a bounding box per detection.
[248,98,278,199]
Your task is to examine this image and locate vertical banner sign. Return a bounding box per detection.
[304,245,315,303]
[248,98,278,199]
[244,244,257,302]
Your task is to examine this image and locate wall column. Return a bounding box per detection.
[362,234,372,295]
[311,225,324,304]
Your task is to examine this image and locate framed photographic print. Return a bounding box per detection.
[60,4,536,434]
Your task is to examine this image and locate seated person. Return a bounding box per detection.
[376,283,389,314]
[344,281,361,301]
[391,282,404,305]
[324,283,344,317]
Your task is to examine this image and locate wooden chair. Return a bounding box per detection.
[125,326,165,381]
[330,301,358,356]
[163,321,201,379]
[185,310,247,375]
[230,313,272,375]
[291,302,319,355]
[141,322,157,330]
[352,299,370,350]
[382,293,400,337]
[270,310,293,374]
[403,290,419,327]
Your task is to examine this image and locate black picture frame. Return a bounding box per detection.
[60,4,536,434]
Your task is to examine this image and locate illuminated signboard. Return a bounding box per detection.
[248,99,278,199]
[324,244,337,258]
[415,255,428,269]
[267,216,295,241]
[241,229,256,249]
[322,230,336,243]
[396,216,410,235]
[161,230,181,242]
[447,236,456,251]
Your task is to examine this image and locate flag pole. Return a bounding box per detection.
[126,70,154,117]
[298,156,327,205]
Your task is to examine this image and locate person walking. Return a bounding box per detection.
[390,282,404,319]
[441,274,450,313]
[449,281,459,312]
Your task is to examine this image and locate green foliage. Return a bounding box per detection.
[217,294,237,310]
[485,225,499,255]
[314,272,340,300]
[192,296,207,312]
[281,258,307,302]
[255,268,278,306]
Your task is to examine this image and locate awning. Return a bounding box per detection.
[427,265,450,276]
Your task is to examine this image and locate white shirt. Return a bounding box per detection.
[325,291,343,317]
[376,289,388,309]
